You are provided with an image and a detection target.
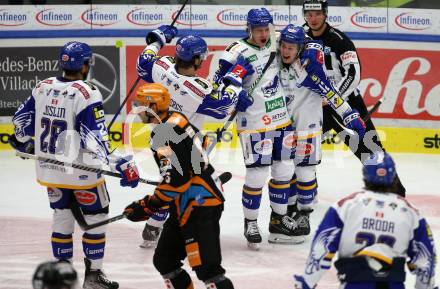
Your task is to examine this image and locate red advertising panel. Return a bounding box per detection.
[359,48,440,121]
[127,45,440,121]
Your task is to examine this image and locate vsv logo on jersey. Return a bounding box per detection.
[350,11,386,29]
[261,75,279,98]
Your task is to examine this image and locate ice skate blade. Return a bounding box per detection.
[268,234,305,245]
[139,240,156,249]
[247,242,260,251]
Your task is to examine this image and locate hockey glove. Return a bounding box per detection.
[236,90,253,112]
[9,134,34,156]
[223,56,255,87]
[115,156,140,188]
[146,25,178,47]
[300,41,324,75]
[343,109,366,139]
[293,275,313,289]
[124,195,155,222]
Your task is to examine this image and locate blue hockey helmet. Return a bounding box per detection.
[32,261,78,289]
[280,24,306,45]
[59,41,93,71]
[362,152,397,187]
[303,0,328,15]
[247,8,273,28]
[175,35,208,62]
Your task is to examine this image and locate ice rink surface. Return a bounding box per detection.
[1,149,439,289]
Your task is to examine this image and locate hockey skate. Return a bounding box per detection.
[293,210,312,236]
[268,212,304,244]
[83,258,119,289]
[244,219,262,250]
[139,223,161,248]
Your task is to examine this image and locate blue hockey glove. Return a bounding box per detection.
[223,56,255,87]
[343,109,366,139]
[146,25,178,47]
[293,275,313,289]
[9,134,34,155]
[116,156,140,188]
[300,41,324,74]
[236,90,253,112]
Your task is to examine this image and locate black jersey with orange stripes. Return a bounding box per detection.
[149,111,225,226]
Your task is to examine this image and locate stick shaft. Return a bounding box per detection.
[16,152,159,186]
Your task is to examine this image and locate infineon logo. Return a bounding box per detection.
[36,8,73,26]
[0,9,27,26]
[127,8,163,26]
[81,8,119,26]
[216,9,247,27]
[172,10,207,26]
[395,12,431,31]
[327,14,343,27]
[271,10,298,26]
[350,11,386,29]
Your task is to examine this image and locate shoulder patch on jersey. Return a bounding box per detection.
[194,78,209,90]
[93,104,105,121]
[184,80,205,97]
[164,56,176,64]
[155,58,170,71]
[84,81,97,90]
[167,112,189,129]
[225,41,239,52]
[71,82,90,99]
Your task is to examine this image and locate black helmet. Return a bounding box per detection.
[32,261,78,289]
[303,0,328,15]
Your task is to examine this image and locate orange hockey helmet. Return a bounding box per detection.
[135,83,170,112]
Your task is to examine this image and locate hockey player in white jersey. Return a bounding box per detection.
[136,26,253,248]
[136,25,252,130]
[278,25,366,237]
[213,8,302,248]
[10,42,141,289]
[294,152,437,289]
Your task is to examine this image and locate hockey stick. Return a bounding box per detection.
[107,0,190,131]
[16,151,160,186]
[71,172,233,230]
[70,201,127,231]
[362,97,383,123]
[207,24,278,154]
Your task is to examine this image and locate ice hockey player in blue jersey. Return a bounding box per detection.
[136,26,253,248]
[278,24,366,239]
[294,151,437,289]
[10,42,141,289]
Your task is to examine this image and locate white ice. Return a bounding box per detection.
[1,149,439,289]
